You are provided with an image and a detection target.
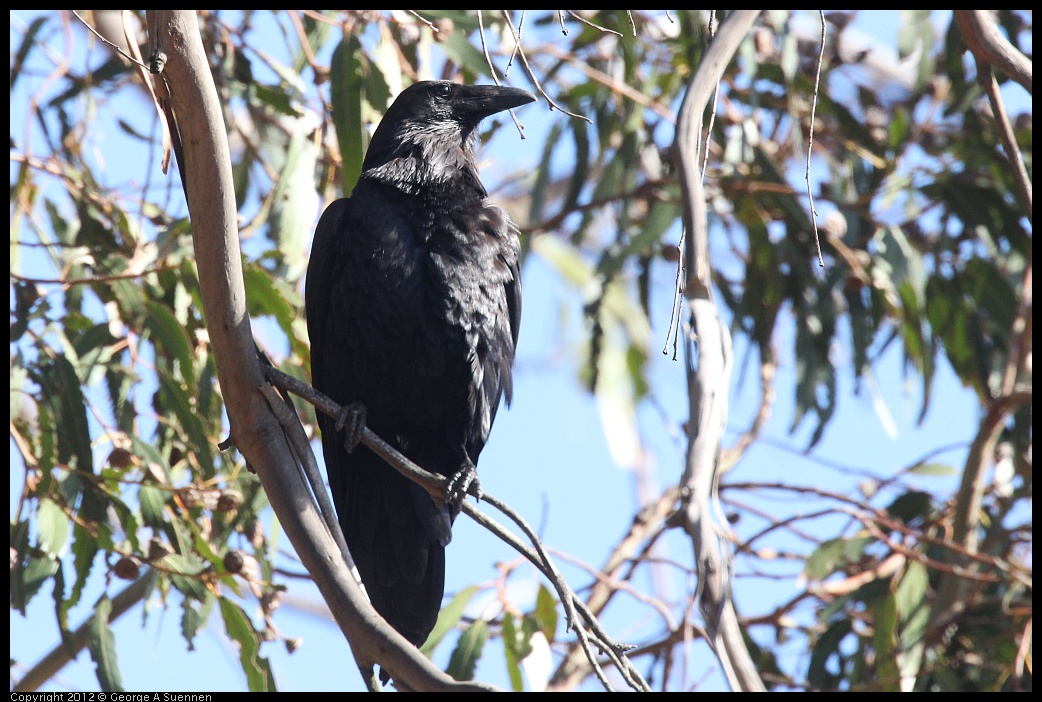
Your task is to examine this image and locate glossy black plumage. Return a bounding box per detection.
[305,81,534,646]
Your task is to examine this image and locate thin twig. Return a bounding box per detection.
[977,58,1032,218]
[475,11,529,139]
[470,496,620,692]
[499,11,591,123]
[71,10,150,70]
[700,11,720,184]
[11,267,176,286]
[540,43,675,123]
[287,11,322,76]
[662,255,684,360]
[806,11,826,267]
[406,10,439,33]
[506,10,524,73]
[565,11,622,38]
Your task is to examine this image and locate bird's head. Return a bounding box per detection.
[361,81,536,185]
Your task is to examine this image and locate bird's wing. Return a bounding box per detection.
[306,192,451,647]
[304,196,351,389]
[503,217,522,401]
[466,204,522,458]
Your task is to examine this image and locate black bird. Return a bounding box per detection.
[305,81,535,648]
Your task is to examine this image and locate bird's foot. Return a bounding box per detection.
[335,401,367,453]
[446,460,482,509]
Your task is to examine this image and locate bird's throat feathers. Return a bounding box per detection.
[363,120,486,198]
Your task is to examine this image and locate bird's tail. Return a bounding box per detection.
[330,439,452,648]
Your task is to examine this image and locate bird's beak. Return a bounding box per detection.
[457,84,536,120]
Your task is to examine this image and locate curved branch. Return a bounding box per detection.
[145,11,494,692]
[672,9,765,693]
[14,573,155,693]
[930,389,1033,629]
[264,365,650,692]
[954,11,1032,220]
[548,487,679,690]
[954,10,1032,94]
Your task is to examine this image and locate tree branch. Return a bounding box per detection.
[548,487,679,690]
[13,573,155,693]
[955,11,1032,220]
[263,364,650,691]
[672,9,766,692]
[930,389,1033,630]
[954,10,1032,94]
[145,11,494,692]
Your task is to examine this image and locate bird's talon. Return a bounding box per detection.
[446,464,481,509]
[335,401,367,453]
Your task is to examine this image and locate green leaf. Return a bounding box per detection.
[501,612,525,691]
[894,560,929,642]
[742,217,784,352]
[807,619,851,690]
[10,15,49,91]
[804,536,874,580]
[533,584,559,642]
[243,262,307,361]
[330,36,373,195]
[157,369,214,475]
[791,283,838,448]
[532,234,594,288]
[10,520,32,614]
[37,497,70,558]
[805,538,846,580]
[160,553,210,602]
[266,113,320,281]
[907,462,957,476]
[873,592,901,691]
[144,300,196,387]
[181,597,205,652]
[220,597,276,692]
[421,584,478,656]
[21,555,60,610]
[446,619,488,682]
[252,83,303,117]
[51,550,69,641]
[36,354,94,477]
[885,491,932,526]
[88,595,124,692]
[69,522,99,610]
[138,484,169,529]
[71,323,121,386]
[129,433,171,478]
[438,29,495,79]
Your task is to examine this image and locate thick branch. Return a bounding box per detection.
[145,11,492,692]
[672,9,765,693]
[954,10,1032,94]
[930,389,1032,628]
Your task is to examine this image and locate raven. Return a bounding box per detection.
[305,81,535,648]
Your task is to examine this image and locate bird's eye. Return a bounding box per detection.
[434,83,452,98]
